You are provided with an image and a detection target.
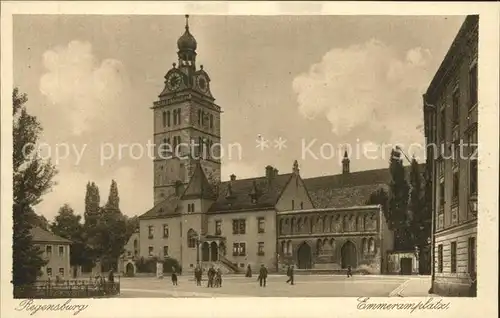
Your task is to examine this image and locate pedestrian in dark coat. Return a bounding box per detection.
[207,265,215,288]
[347,265,352,278]
[171,267,178,285]
[246,264,252,278]
[194,265,202,286]
[286,265,294,285]
[258,264,268,287]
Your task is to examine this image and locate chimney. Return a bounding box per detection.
[230,174,236,181]
[342,150,350,174]
[265,165,275,179]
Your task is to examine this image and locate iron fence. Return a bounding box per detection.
[14,277,120,299]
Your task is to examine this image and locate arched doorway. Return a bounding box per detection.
[341,241,357,269]
[202,242,210,262]
[210,242,218,261]
[297,242,312,269]
[125,262,135,276]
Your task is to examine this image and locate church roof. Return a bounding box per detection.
[31,227,72,244]
[303,165,420,209]
[138,193,181,220]
[182,161,218,200]
[207,173,293,213]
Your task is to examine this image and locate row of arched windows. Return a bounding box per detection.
[361,238,376,255]
[162,109,182,127]
[280,237,376,257]
[279,214,377,235]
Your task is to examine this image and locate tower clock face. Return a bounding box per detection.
[196,75,208,93]
[166,72,183,91]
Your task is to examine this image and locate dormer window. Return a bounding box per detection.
[249,181,259,204]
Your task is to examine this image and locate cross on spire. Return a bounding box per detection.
[185,14,190,30]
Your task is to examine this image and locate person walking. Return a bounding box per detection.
[246,264,252,278]
[215,268,222,288]
[259,264,268,287]
[171,267,178,286]
[347,265,352,278]
[286,265,294,285]
[207,265,215,288]
[194,265,202,286]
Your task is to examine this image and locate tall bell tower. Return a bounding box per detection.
[152,15,222,205]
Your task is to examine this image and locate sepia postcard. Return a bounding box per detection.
[1,1,498,318]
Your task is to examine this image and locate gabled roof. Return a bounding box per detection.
[208,174,293,213]
[182,161,217,200]
[138,193,181,219]
[31,227,72,244]
[304,165,420,209]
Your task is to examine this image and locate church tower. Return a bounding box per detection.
[152,15,222,205]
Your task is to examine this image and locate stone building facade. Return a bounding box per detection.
[129,16,411,275]
[277,206,393,273]
[31,227,72,280]
[423,15,478,296]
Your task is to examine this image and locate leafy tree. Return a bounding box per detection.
[125,215,139,240]
[84,182,101,227]
[388,149,411,250]
[96,207,128,271]
[409,157,426,244]
[12,88,57,288]
[51,204,93,268]
[106,179,120,210]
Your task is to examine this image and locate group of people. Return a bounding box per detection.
[193,264,222,288]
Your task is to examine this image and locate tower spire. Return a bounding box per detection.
[185,14,189,31]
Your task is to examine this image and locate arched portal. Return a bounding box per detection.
[125,262,135,276]
[297,242,312,269]
[341,241,357,269]
[201,242,210,262]
[210,242,218,261]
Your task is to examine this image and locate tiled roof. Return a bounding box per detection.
[138,193,181,219]
[30,227,72,244]
[207,173,293,213]
[304,165,420,209]
[182,161,218,200]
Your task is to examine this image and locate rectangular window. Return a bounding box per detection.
[450,241,457,273]
[257,217,265,233]
[257,242,265,255]
[292,200,295,210]
[469,63,478,107]
[59,268,64,277]
[438,244,443,273]
[470,159,478,195]
[300,202,304,209]
[440,108,446,142]
[59,246,64,256]
[215,220,222,236]
[452,171,459,203]
[46,245,52,256]
[148,225,154,239]
[47,268,52,277]
[452,89,460,125]
[439,180,445,212]
[163,224,169,238]
[148,246,154,256]
[163,246,169,257]
[468,237,476,273]
[232,242,246,256]
[232,219,246,235]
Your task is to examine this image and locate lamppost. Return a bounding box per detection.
[196,234,201,264]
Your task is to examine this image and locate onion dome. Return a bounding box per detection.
[177,15,197,51]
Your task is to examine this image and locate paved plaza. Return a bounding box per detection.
[118,274,431,298]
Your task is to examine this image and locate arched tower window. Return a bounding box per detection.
[187,229,198,248]
[167,111,171,127]
[162,111,167,127]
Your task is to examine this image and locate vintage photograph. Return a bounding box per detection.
[10,13,479,299]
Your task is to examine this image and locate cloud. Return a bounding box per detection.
[35,165,149,221]
[39,40,128,136]
[292,39,432,149]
